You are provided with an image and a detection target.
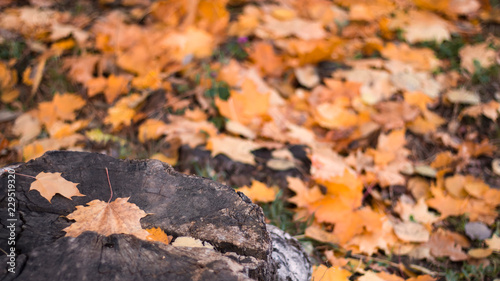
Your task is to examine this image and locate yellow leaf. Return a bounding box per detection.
[30,172,84,203]
[468,248,493,259]
[151,153,177,166]
[171,236,214,249]
[51,38,76,52]
[207,135,261,165]
[486,234,500,251]
[104,94,141,130]
[311,264,351,281]
[237,180,277,203]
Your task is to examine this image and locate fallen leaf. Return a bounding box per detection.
[393,221,430,242]
[30,172,84,202]
[215,78,270,125]
[311,264,351,281]
[426,229,468,261]
[295,65,319,88]
[492,159,500,176]
[172,236,214,249]
[104,74,130,103]
[485,234,500,251]
[287,177,323,209]
[406,275,437,281]
[207,135,260,165]
[305,224,339,244]
[104,94,142,130]
[390,10,451,44]
[146,227,172,245]
[150,153,177,166]
[248,41,283,76]
[394,196,438,224]
[459,42,497,73]
[237,180,277,203]
[64,197,150,240]
[12,112,41,145]
[468,248,493,259]
[446,89,480,105]
[138,119,168,143]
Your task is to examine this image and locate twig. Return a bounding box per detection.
[105,168,113,203]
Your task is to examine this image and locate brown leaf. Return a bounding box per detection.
[426,229,468,261]
[64,197,150,240]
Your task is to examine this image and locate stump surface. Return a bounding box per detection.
[0,151,276,280]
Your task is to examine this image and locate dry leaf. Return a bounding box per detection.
[446,89,480,105]
[393,221,430,242]
[426,229,469,261]
[12,112,41,145]
[172,236,214,249]
[237,180,277,203]
[207,135,260,165]
[459,42,496,73]
[485,234,500,251]
[295,65,319,88]
[30,172,84,202]
[146,227,172,245]
[311,264,351,281]
[64,197,150,240]
[468,248,493,259]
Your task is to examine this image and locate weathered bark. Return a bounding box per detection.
[0,151,311,280]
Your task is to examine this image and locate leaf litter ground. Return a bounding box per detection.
[1,0,500,280]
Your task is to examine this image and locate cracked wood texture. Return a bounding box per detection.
[0,151,274,280]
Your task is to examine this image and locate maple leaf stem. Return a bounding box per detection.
[14,172,37,179]
[105,168,113,203]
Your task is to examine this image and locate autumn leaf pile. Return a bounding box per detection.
[1,0,500,280]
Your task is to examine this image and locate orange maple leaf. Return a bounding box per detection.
[287,177,323,209]
[30,172,84,203]
[146,227,172,245]
[248,41,283,76]
[37,92,86,127]
[237,180,277,203]
[64,197,150,240]
[215,78,270,125]
[311,264,351,281]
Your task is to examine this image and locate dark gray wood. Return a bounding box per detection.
[0,151,275,280]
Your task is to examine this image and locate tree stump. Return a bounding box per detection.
[0,151,311,280]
